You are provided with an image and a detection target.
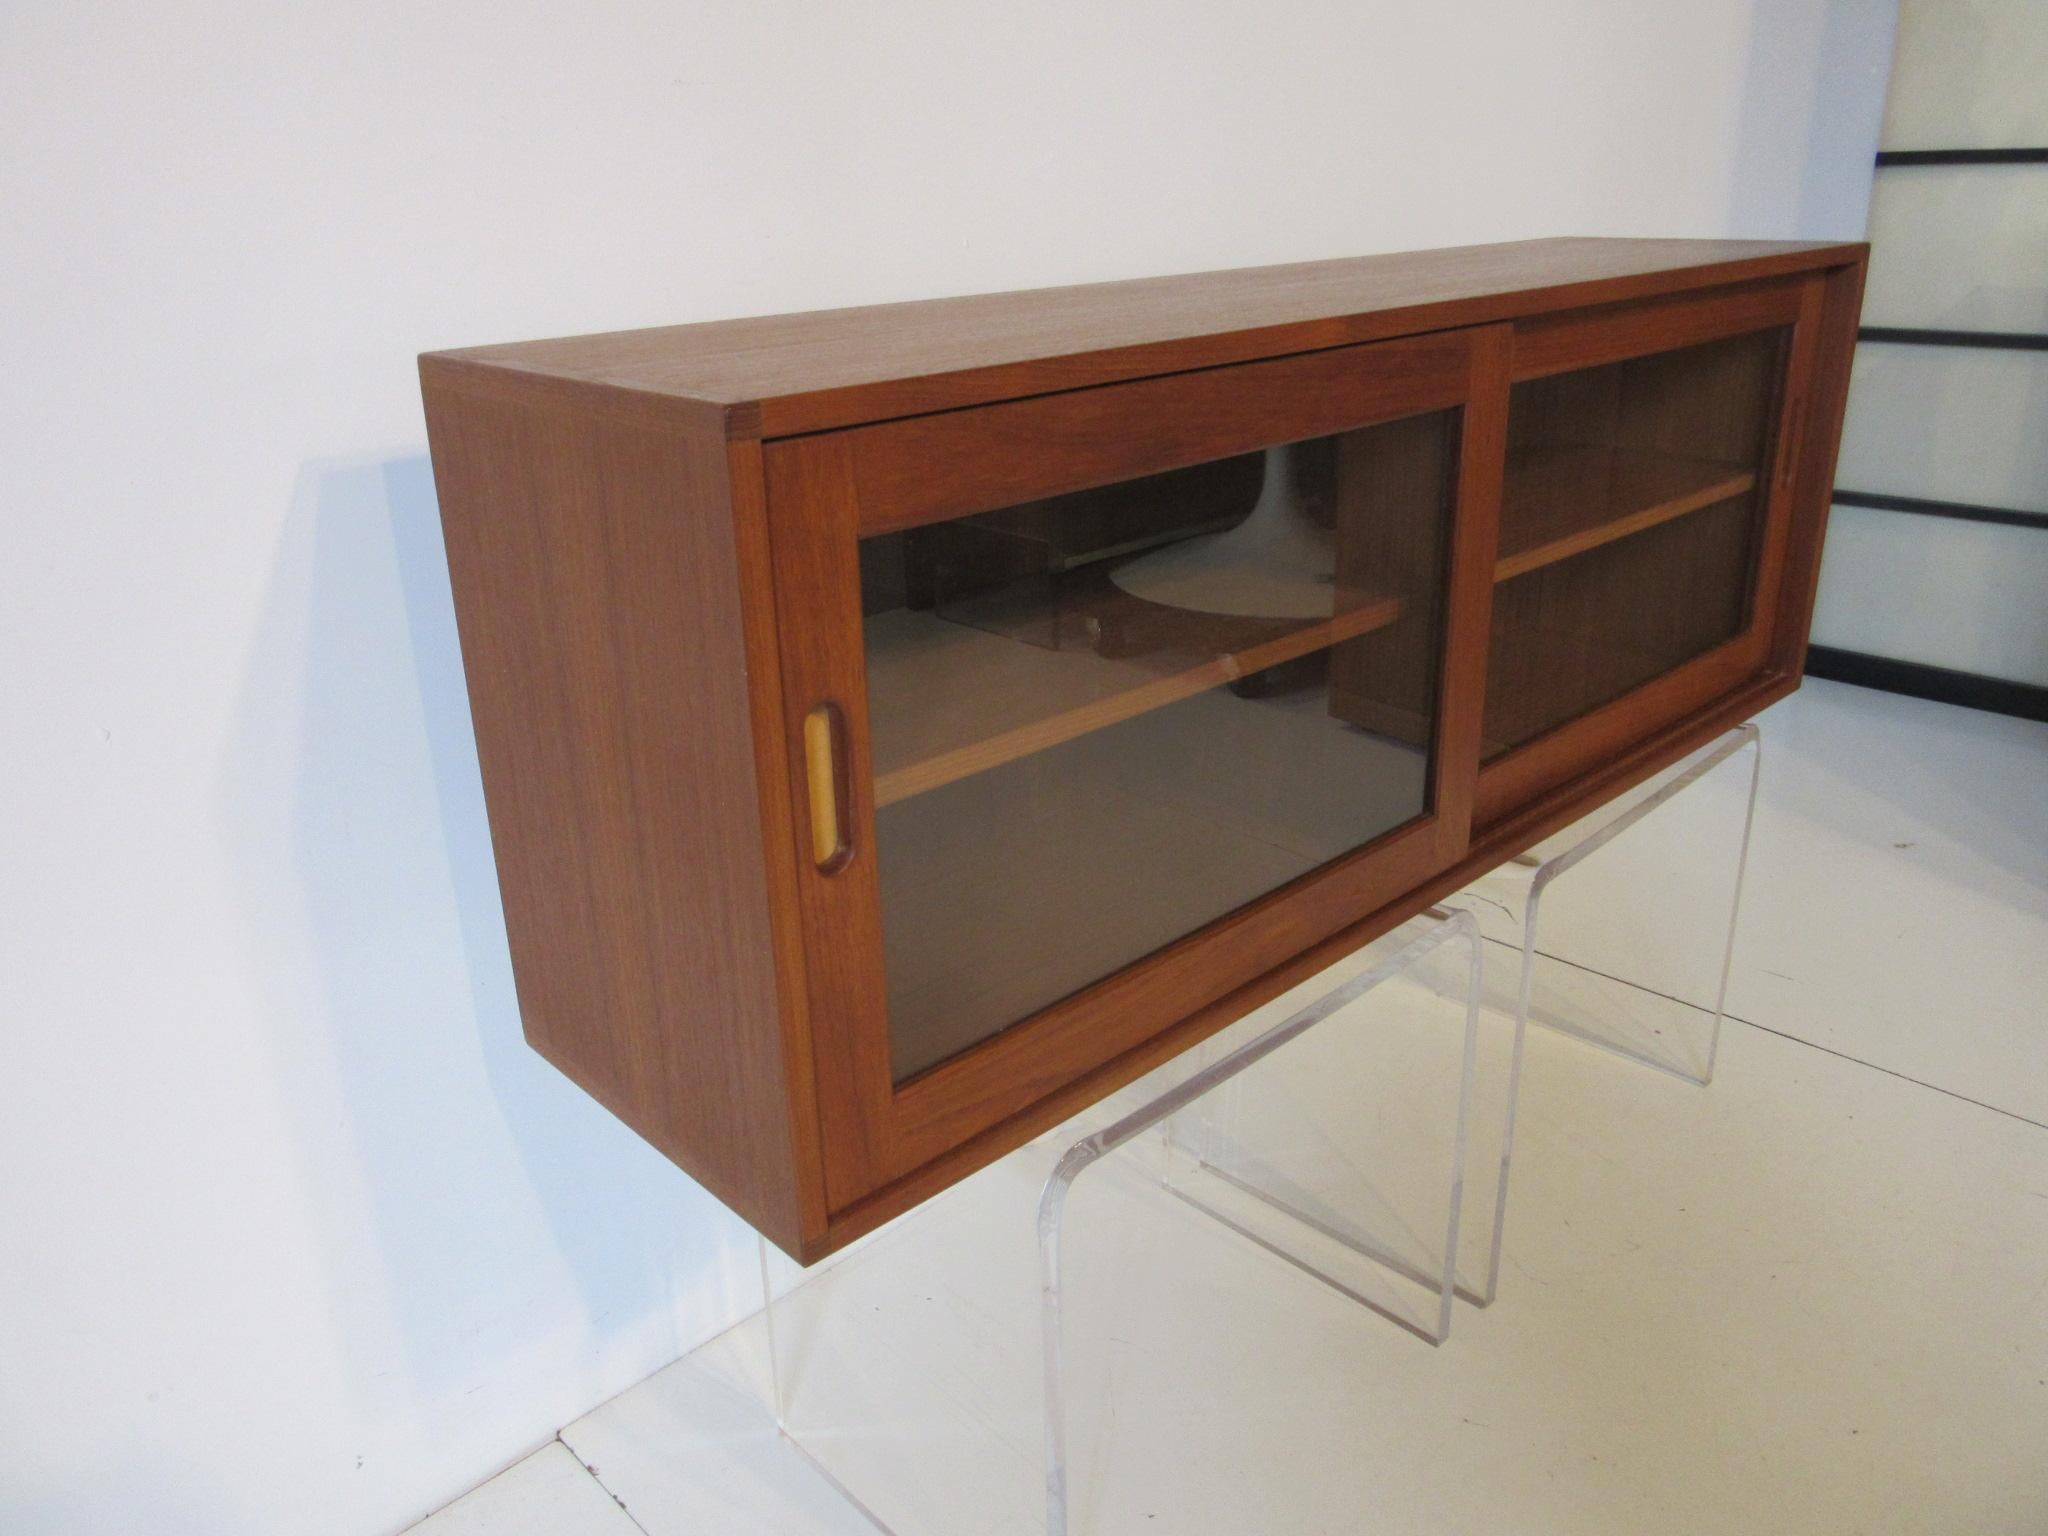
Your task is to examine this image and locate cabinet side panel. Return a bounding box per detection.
[420,366,803,1250]
[1775,257,1869,675]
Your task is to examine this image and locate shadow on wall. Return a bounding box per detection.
[1727,0,1895,237]
[220,453,754,1417]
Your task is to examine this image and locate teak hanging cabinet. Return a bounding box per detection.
[420,236,1867,1262]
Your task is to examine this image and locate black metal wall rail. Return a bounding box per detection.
[1859,326,2048,349]
[1806,647,2048,723]
[1846,144,2046,527]
[1875,147,2048,167]
[1818,144,2048,719]
[1861,146,2047,353]
[1833,490,2048,533]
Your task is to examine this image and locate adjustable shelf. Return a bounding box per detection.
[1494,445,1756,583]
[867,578,1404,806]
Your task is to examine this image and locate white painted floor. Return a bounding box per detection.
[408,679,2048,1536]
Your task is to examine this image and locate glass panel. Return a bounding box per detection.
[860,412,1457,1082]
[1483,328,1790,757]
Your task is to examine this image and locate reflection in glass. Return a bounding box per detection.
[860,412,1457,1081]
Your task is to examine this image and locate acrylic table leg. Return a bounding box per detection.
[757,1234,787,1431]
[1521,722,1761,1083]
[1474,723,1763,1303]
[1038,1144,1086,1536]
[1036,907,1482,1536]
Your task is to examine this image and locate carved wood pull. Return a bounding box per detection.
[803,704,852,873]
[1778,391,1807,492]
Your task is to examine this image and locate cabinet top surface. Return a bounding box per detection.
[422,237,1861,438]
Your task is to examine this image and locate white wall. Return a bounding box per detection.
[0,4,1895,1533]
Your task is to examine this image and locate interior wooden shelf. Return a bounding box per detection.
[1496,445,1756,583]
[867,582,1403,807]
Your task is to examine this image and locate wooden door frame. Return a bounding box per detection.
[762,326,1509,1212]
[1472,274,1829,825]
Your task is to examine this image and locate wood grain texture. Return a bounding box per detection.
[427,238,1859,438]
[419,360,809,1253]
[1474,272,1845,824]
[1477,307,1794,783]
[1480,502,1763,776]
[767,328,1490,1205]
[767,413,1454,1204]
[1428,323,1513,849]
[758,434,900,1212]
[1321,412,1455,747]
[720,437,833,1254]
[1508,274,1805,381]
[1736,277,1829,692]
[1472,293,1820,824]
[419,240,1866,1264]
[842,330,1471,535]
[1775,259,1869,677]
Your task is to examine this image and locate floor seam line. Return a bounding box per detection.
[557,1431,655,1536]
[1728,1017,2048,1132]
[1499,939,2048,1133]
